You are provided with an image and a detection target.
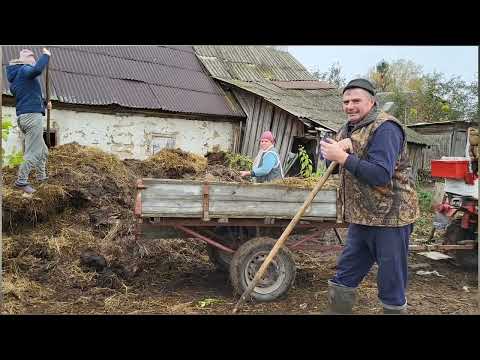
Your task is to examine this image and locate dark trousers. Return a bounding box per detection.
[331,223,413,309]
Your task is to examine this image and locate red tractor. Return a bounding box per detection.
[430,148,478,269]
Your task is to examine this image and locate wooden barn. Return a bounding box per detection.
[407,120,478,171]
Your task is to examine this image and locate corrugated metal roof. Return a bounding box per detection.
[194,45,344,130]
[194,46,429,145]
[404,127,433,146]
[273,80,334,90]
[408,120,477,127]
[194,46,313,82]
[214,77,346,131]
[2,45,244,118]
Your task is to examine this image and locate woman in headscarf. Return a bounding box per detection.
[240,131,284,183]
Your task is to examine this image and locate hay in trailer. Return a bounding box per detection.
[141,148,207,179]
[269,176,339,190]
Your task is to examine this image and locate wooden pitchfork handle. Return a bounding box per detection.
[232,160,339,314]
[45,60,51,148]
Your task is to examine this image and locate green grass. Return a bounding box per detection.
[417,187,433,212]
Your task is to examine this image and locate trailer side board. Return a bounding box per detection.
[139,179,337,220]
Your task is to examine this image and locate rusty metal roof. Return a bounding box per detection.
[2,45,244,118]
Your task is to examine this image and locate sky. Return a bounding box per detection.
[287,46,478,83]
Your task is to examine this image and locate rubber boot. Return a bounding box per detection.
[324,280,356,314]
[383,307,408,315]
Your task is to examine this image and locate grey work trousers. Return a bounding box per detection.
[15,113,48,186]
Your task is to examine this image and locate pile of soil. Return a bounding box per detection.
[2,143,136,232]
[1,145,252,313]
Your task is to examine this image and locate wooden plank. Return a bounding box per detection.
[247,96,261,157]
[233,89,254,118]
[142,200,203,216]
[252,99,267,156]
[271,106,281,138]
[452,130,467,157]
[210,184,336,203]
[251,99,263,157]
[142,188,336,204]
[279,116,294,166]
[274,111,288,157]
[142,200,336,219]
[242,117,253,155]
[240,98,255,155]
[296,119,305,137]
[232,122,241,153]
[210,201,336,218]
[233,89,255,156]
[263,102,274,133]
[141,180,336,203]
[282,119,301,167]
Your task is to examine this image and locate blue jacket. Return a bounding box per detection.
[6,54,50,116]
[252,147,283,183]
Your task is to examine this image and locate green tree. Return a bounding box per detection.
[367,59,423,93]
[2,116,24,168]
[367,60,478,123]
[311,62,346,89]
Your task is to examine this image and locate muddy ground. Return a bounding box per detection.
[2,144,478,315]
[3,229,478,315]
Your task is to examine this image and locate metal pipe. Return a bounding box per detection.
[176,225,235,253]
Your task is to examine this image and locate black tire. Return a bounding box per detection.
[229,237,296,302]
[445,219,478,270]
[207,226,254,271]
[454,250,478,270]
[207,245,233,272]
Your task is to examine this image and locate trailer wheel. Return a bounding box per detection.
[207,246,232,272]
[207,226,254,271]
[229,237,296,302]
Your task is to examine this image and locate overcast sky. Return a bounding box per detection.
[288,46,478,83]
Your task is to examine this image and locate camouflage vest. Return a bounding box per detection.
[336,108,420,226]
[255,147,284,183]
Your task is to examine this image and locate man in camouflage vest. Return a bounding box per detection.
[320,78,420,315]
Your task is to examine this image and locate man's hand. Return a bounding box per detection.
[337,138,353,153]
[47,101,52,110]
[42,48,51,56]
[320,138,349,165]
[239,170,251,177]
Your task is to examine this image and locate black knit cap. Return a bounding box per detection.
[343,78,376,96]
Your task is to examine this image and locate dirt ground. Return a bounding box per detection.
[2,144,478,315]
[3,230,478,315]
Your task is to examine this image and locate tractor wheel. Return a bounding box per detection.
[445,219,478,270]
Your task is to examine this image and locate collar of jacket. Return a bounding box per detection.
[348,106,381,134]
